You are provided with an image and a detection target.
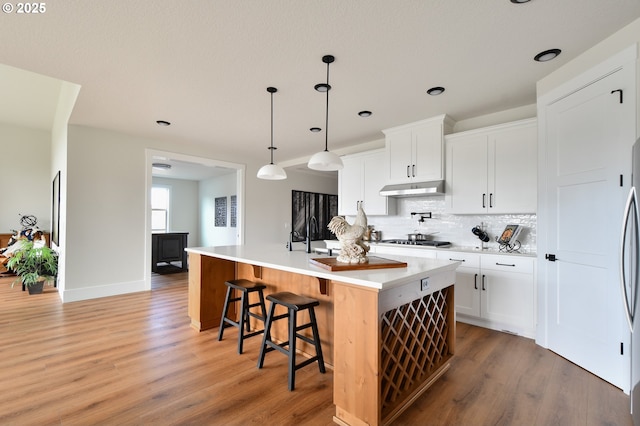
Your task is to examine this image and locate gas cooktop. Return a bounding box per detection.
[380,239,451,247]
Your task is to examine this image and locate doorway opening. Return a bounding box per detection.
[145,149,245,290]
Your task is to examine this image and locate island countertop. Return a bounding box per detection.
[185,244,460,291]
[185,244,460,425]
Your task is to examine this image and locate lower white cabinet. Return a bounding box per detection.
[437,251,536,338]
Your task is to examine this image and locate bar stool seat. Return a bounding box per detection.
[218,279,267,354]
[257,291,325,391]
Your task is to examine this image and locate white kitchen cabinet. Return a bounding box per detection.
[445,118,537,214]
[438,251,481,317]
[438,251,536,337]
[338,149,395,216]
[383,114,453,184]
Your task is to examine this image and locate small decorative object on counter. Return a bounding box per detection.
[472,225,490,242]
[327,204,370,263]
[497,224,523,253]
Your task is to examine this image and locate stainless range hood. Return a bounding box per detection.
[379,180,445,197]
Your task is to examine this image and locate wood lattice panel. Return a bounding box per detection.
[380,287,451,418]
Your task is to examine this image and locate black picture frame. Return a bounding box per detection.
[291,190,338,242]
[52,171,60,246]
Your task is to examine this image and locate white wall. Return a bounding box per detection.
[62,125,337,302]
[538,17,640,99]
[152,177,200,246]
[0,123,51,232]
[248,168,338,250]
[200,172,238,247]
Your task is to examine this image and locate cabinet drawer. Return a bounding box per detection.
[437,251,480,268]
[480,255,534,274]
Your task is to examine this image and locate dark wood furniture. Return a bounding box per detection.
[151,232,188,273]
[218,279,267,354]
[257,291,326,391]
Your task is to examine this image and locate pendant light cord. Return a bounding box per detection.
[270,89,274,164]
[324,61,330,152]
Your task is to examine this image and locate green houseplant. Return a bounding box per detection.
[6,240,58,294]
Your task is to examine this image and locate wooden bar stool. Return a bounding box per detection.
[257,291,325,391]
[218,279,267,354]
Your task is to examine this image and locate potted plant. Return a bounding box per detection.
[6,240,58,294]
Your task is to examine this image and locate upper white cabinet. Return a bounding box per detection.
[338,149,396,216]
[445,118,537,214]
[383,114,454,184]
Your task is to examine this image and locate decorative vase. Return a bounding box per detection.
[27,281,44,295]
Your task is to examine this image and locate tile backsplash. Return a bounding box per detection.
[361,196,536,254]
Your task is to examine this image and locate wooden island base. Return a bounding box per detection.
[187,249,457,426]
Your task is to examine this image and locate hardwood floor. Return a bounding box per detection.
[0,273,632,425]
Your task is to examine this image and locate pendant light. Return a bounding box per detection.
[308,55,344,171]
[257,86,287,180]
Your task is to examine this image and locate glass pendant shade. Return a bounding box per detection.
[308,150,343,171]
[257,163,287,180]
[258,86,287,180]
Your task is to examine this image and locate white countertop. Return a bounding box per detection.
[185,244,460,291]
[325,240,537,258]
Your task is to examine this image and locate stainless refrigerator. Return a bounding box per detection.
[621,138,640,425]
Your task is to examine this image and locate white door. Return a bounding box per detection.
[542,64,634,390]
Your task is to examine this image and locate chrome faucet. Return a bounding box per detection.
[306,216,318,253]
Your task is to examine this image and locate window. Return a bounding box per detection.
[151,186,170,232]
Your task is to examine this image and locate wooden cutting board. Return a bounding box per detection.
[309,256,407,271]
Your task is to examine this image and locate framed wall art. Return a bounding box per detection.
[215,196,227,227]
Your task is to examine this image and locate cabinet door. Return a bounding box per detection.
[481,269,534,333]
[338,156,362,216]
[414,121,444,181]
[447,134,488,213]
[489,123,537,213]
[438,252,481,317]
[386,129,413,183]
[362,151,394,215]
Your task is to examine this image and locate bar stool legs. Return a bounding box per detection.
[257,291,325,391]
[218,279,267,354]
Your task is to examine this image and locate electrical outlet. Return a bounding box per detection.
[420,277,429,291]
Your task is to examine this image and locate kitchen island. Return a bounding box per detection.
[185,245,460,426]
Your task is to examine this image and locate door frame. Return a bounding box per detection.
[144,149,245,290]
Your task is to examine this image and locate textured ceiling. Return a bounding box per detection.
[2,0,640,168]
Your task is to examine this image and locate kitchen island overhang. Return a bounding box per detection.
[185,245,460,426]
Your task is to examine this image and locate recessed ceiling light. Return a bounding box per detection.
[152,163,172,170]
[156,120,171,126]
[534,49,561,62]
[427,87,445,96]
[510,0,530,3]
[358,110,372,117]
[310,127,322,132]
